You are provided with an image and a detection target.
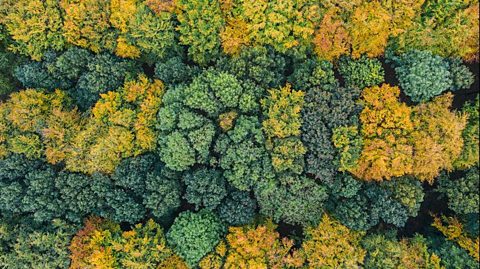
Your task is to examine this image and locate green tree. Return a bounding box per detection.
[390,50,472,103]
[255,175,328,226]
[0,218,76,269]
[437,168,479,215]
[291,59,361,182]
[175,0,224,65]
[74,53,140,109]
[167,210,226,267]
[216,46,286,89]
[338,55,385,89]
[217,191,256,226]
[362,233,443,268]
[183,168,227,210]
[454,96,479,169]
[428,235,479,269]
[215,115,271,191]
[157,69,263,175]
[154,56,200,86]
[14,48,140,110]
[0,30,22,95]
[327,173,424,230]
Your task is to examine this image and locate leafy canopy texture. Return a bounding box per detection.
[166,210,225,267]
[69,217,188,269]
[348,84,466,182]
[0,0,478,267]
[200,220,304,268]
[302,214,366,268]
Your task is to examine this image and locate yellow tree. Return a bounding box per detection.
[262,84,306,174]
[410,93,466,182]
[0,89,80,161]
[200,221,304,268]
[5,0,66,60]
[61,0,117,53]
[302,214,366,268]
[66,75,165,174]
[348,1,391,58]
[313,7,351,61]
[352,84,414,181]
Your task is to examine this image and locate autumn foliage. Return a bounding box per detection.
[0,0,478,268]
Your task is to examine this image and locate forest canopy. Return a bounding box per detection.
[0,0,479,268]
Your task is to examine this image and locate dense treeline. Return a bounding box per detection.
[0,0,479,268]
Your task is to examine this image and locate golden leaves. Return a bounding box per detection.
[432,215,480,261]
[353,86,466,182]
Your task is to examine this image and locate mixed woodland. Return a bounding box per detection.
[0,0,479,268]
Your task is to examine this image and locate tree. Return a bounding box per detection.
[437,168,479,216]
[302,214,366,268]
[313,8,351,61]
[327,173,424,230]
[0,218,76,269]
[362,233,443,268]
[393,2,479,61]
[220,0,319,55]
[0,31,22,95]
[157,69,263,176]
[14,48,140,110]
[0,154,45,217]
[337,55,385,89]
[217,191,256,226]
[183,168,227,210]
[261,84,306,175]
[142,168,182,223]
[215,115,271,191]
[348,1,391,58]
[380,0,425,37]
[454,96,479,169]
[390,50,453,102]
[352,85,466,182]
[448,59,475,91]
[5,0,65,60]
[14,51,71,90]
[216,46,286,89]
[175,0,224,65]
[61,0,117,53]
[154,56,200,86]
[110,0,177,62]
[427,236,479,269]
[291,59,361,181]
[220,221,304,268]
[74,53,140,109]
[410,93,466,182]
[166,210,226,267]
[432,215,479,262]
[69,217,187,269]
[0,89,79,161]
[66,75,164,174]
[332,126,363,172]
[351,84,413,180]
[118,220,187,268]
[255,175,328,226]
[54,172,103,223]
